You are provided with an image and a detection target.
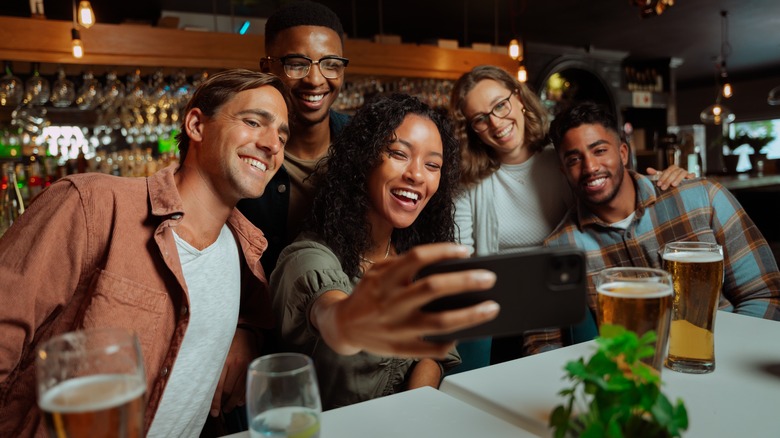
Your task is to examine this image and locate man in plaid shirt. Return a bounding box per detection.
[525,101,780,354]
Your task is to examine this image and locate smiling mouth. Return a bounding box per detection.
[584,176,607,188]
[241,157,267,172]
[495,124,512,139]
[299,93,325,102]
[391,188,421,204]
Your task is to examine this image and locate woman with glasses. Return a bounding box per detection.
[448,65,690,370]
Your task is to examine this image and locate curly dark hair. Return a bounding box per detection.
[306,93,460,277]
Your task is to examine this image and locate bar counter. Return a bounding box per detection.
[709,173,780,191]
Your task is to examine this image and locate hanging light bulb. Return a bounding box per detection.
[77,1,95,28]
[722,81,733,98]
[700,10,735,125]
[71,28,84,59]
[700,98,735,125]
[517,64,527,83]
[508,38,522,61]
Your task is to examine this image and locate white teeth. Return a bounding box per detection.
[495,125,512,138]
[302,94,324,102]
[242,157,267,171]
[586,177,606,187]
[392,189,419,201]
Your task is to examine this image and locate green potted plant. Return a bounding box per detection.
[549,325,688,438]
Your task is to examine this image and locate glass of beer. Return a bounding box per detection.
[595,267,673,372]
[247,352,322,438]
[36,328,146,438]
[662,241,724,374]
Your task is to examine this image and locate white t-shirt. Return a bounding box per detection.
[147,224,242,437]
[493,156,568,253]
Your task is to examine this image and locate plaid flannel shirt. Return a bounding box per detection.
[525,171,780,354]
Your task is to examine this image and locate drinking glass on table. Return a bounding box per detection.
[246,353,321,438]
[595,267,673,372]
[36,327,146,438]
[662,241,724,374]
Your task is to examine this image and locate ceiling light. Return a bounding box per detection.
[77,1,95,28]
[633,0,675,18]
[701,10,735,124]
[700,99,735,125]
[517,65,527,83]
[71,28,84,58]
[508,39,522,61]
[722,80,733,99]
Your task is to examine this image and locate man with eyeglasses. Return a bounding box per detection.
[238,1,351,275]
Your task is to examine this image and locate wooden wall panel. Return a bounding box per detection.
[0,16,517,79]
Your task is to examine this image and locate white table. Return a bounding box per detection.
[440,311,780,438]
[223,386,538,438]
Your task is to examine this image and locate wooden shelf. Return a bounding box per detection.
[0,16,516,80]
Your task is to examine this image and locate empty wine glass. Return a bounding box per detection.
[0,61,24,108]
[24,62,50,106]
[101,70,126,111]
[124,69,147,109]
[50,66,76,108]
[76,70,103,110]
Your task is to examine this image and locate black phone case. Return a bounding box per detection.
[418,247,588,342]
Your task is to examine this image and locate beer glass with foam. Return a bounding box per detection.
[247,353,322,438]
[662,241,724,374]
[595,267,673,372]
[36,328,146,438]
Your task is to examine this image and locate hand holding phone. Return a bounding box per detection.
[418,247,587,342]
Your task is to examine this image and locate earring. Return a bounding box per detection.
[521,107,527,114]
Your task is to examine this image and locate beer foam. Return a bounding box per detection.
[663,251,723,263]
[597,281,672,298]
[39,374,145,413]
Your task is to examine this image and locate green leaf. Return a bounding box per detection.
[548,325,689,438]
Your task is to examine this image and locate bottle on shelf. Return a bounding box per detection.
[1,162,25,236]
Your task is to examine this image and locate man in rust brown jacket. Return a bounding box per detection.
[0,69,291,437]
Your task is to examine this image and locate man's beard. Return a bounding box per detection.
[579,159,625,207]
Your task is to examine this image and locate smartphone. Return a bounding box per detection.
[418,246,588,342]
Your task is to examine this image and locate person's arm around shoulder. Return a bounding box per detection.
[646,164,694,190]
[310,243,500,359]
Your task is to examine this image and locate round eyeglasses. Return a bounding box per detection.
[469,91,516,132]
[263,55,349,80]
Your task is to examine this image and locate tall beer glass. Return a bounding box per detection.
[37,328,146,438]
[595,267,673,372]
[662,241,724,374]
[247,353,321,438]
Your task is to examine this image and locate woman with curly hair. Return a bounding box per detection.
[449,65,690,368]
[270,93,500,409]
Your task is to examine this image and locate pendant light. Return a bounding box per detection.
[700,97,735,125]
[77,1,95,29]
[508,2,527,83]
[69,0,95,59]
[700,10,734,125]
